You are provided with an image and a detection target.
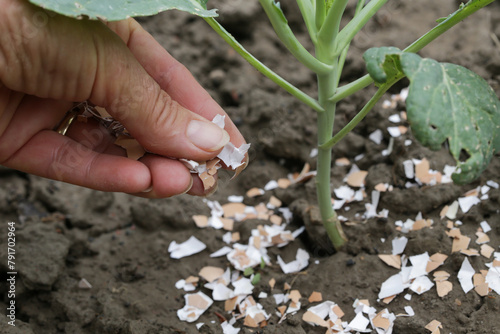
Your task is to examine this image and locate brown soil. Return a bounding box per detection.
[1,1,500,333]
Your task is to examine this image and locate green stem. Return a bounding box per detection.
[316,74,347,249]
[336,0,366,84]
[296,0,318,44]
[314,9,347,249]
[315,0,326,31]
[204,17,324,112]
[258,0,332,74]
[317,0,350,59]
[331,74,373,103]
[320,80,395,150]
[335,0,388,55]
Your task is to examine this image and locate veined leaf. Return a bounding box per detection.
[29,0,217,21]
[364,48,500,184]
[400,53,500,184]
[363,47,403,85]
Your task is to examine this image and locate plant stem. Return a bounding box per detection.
[314,1,348,250]
[331,74,373,103]
[335,0,388,56]
[321,81,394,150]
[258,0,332,74]
[316,74,347,249]
[336,0,366,85]
[296,0,318,44]
[317,0,350,59]
[204,17,324,112]
[315,0,326,31]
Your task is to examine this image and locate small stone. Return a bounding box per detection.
[346,259,356,266]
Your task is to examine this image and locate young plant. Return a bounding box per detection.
[35,0,500,250]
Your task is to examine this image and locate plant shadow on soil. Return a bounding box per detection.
[1,1,500,333]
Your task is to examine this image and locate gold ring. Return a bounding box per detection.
[54,110,80,136]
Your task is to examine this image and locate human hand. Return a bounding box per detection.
[0,0,246,198]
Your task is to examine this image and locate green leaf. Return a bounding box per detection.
[251,273,261,285]
[270,1,288,24]
[29,0,217,21]
[243,267,254,277]
[363,47,403,84]
[400,53,500,184]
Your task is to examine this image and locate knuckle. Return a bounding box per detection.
[144,90,184,146]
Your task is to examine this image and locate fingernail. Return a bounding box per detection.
[181,176,194,195]
[142,185,153,193]
[187,120,230,152]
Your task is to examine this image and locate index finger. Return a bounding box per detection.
[107,19,247,150]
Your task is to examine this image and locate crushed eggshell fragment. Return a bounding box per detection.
[199,266,225,283]
[347,312,370,332]
[414,158,442,185]
[425,320,442,334]
[433,271,451,283]
[426,253,448,273]
[192,215,209,228]
[78,278,92,289]
[346,170,368,188]
[277,249,310,274]
[378,254,401,269]
[410,276,434,295]
[177,291,213,322]
[443,201,459,219]
[302,310,329,327]
[277,178,292,189]
[375,183,392,192]
[308,291,323,303]
[199,171,216,190]
[461,249,480,257]
[378,274,407,299]
[458,258,475,293]
[269,278,276,289]
[227,244,269,271]
[372,309,394,330]
[212,283,234,301]
[246,187,264,198]
[412,219,433,231]
[480,244,495,258]
[473,273,489,297]
[222,203,247,218]
[291,163,317,183]
[475,231,490,244]
[335,157,351,166]
[451,234,471,253]
[436,280,453,298]
[114,135,146,160]
[392,236,408,255]
[458,195,480,213]
[169,236,206,259]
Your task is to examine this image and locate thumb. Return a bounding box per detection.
[95,79,231,160]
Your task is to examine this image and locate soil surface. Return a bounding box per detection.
[1,1,500,333]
